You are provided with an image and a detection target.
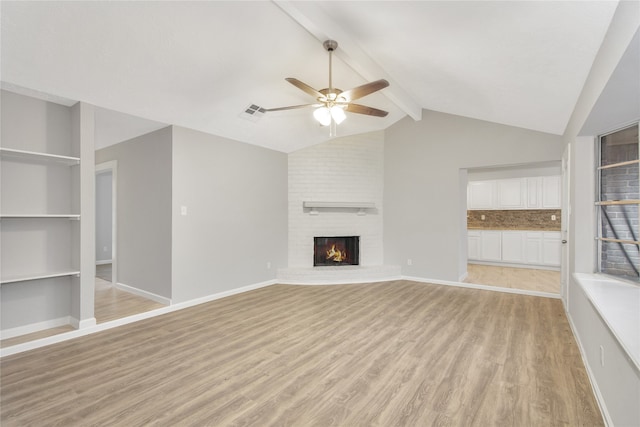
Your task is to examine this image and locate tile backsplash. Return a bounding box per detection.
[467,209,561,231]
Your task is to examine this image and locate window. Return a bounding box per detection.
[596,123,639,282]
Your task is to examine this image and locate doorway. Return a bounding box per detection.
[463,161,563,295]
[95,161,117,285]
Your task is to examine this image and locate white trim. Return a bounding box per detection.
[458,272,469,282]
[69,316,97,329]
[1,279,277,357]
[565,307,612,426]
[115,282,172,306]
[468,260,560,271]
[96,260,112,265]
[0,316,72,340]
[402,275,561,299]
[279,276,402,286]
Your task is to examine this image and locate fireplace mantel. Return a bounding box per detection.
[303,201,375,216]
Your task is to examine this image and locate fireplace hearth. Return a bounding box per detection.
[314,236,360,266]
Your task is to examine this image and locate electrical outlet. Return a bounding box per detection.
[407,259,412,266]
[181,206,188,216]
[551,214,557,221]
[266,262,271,269]
[600,345,605,367]
[481,215,486,220]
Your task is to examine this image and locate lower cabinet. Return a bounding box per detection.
[468,230,561,267]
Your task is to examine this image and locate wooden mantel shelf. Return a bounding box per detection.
[303,201,376,216]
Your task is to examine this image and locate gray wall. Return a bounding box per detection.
[95,171,112,262]
[562,2,640,424]
[171,126,287,303]
[95,127,173,299]
[384,110,563,281]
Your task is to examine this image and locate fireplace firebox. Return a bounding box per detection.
[314,236,360,266]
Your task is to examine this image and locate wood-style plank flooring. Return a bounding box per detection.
[465,264,561,293]
[1,281,602,426]
[0,277,164,348]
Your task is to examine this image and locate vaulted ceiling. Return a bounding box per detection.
[1,1,619,152]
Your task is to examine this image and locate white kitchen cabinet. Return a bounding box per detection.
[542,176,561,208]
[480,231,502,261]
[525,232,543,264]
[468,175,561,210]
[468,181,495,209]
[468,231,481,259]
[542,232,561,265]
[526,177,542,208]
[497,179,526,209]
[501,231,525,262]
[468,230,560,267]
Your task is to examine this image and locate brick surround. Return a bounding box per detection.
[281,131,390,282]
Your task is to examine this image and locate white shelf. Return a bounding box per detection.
[0,147,80,165]
[303,201,376,215]
[1,214,80,219]
[1,270,80,285]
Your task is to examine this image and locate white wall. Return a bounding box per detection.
[95,127,173,299]
[384,110,563,282]
[288,132,384,267]
[171,126,287,303]
[95,171,112,262]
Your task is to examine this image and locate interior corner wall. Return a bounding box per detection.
[287,131,384,267]
[170,126,287,303]
[95,126,172,300]
[384,111,563,281]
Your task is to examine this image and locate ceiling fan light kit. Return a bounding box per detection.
[264,40,389,136]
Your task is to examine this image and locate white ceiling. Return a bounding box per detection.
[1,1,619,153]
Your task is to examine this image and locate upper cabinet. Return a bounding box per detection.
[468,175,561,210]
[467,181,496,209]
[497,178,526,209]
[541,176,561,208]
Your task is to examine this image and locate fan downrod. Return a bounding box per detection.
[323,40,338,52]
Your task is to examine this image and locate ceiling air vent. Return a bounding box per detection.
[240,104,266,122]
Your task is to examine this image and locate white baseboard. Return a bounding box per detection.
[402,275,561,299]
[70,317,97,329]
[565,308,612,426]
[0,316,72,340]
[279,276,403,286]
[96,260,112,265]
[468,260,560,271]
[115,282,172,306]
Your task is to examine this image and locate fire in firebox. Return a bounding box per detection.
[326,244,347,262]
[314,236,359,266]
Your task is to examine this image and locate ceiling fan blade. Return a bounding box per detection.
[345,103,389,117]
[285,78,324,99]
[263,103,322,112]
[340,79,389,102]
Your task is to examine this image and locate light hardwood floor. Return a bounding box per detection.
[1,281,602,426]
[465,263,561,293]
[0,277,164,348]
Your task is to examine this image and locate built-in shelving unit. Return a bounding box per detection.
[303,201,376,215]
[1,271,81,285]
[1,89,95,340]
[0,214,80,219]
[0,147,80,165]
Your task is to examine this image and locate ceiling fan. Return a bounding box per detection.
[264,40,389,132]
